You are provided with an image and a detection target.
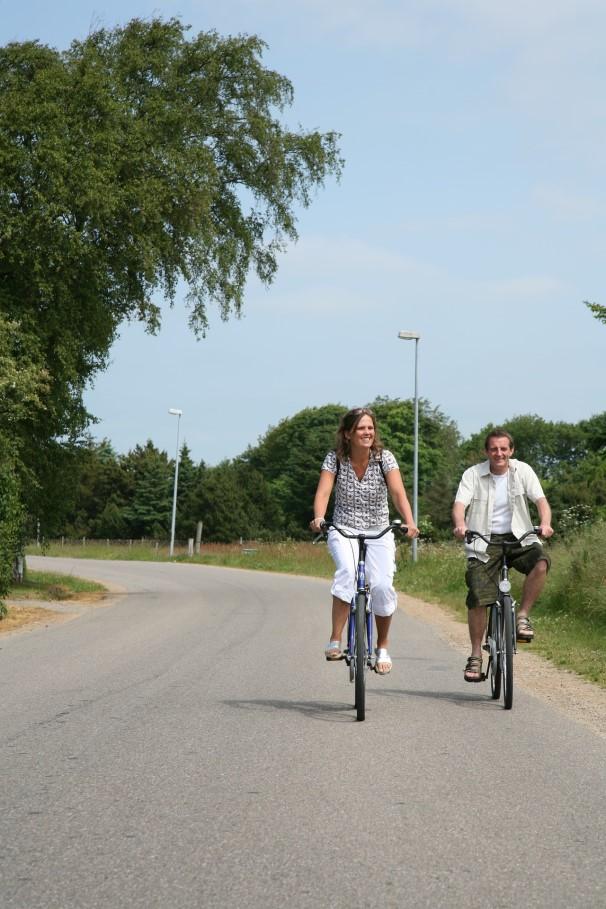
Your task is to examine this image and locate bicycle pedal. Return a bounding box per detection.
[482,643,490,652]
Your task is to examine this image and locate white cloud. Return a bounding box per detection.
[469,274,564,304]
[532,185,603,221]
[283,235,423,277]
[247,233,566,321]
[192,0,606,51]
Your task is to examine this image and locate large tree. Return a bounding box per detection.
[0,17,342,575]
[0,314,50,601]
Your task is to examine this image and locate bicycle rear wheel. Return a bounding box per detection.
[502,595,514,709]
[488,605,502,700]
[354,592,367,721]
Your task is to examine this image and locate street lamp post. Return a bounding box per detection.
[168,408,182,558]
[397,331,420,562]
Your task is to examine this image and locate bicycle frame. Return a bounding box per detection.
[345,534,374,673]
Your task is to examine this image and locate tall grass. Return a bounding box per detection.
[29,540,174,561]
[30,539,337,576]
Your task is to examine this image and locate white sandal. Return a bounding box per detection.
[375,648,392,674]
[325,641,342,660]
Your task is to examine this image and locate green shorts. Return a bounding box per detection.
[465,533,551,609]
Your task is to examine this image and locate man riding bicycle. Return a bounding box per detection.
[452,428,554,682]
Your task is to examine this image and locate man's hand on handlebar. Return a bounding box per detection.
[461,526,551,546]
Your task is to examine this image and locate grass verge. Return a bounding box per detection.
[10,570,106,601]
[0,571,107,635]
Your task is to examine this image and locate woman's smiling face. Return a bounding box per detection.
[347,414,375,452]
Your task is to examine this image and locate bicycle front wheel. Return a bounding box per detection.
[488,605,502,700]
[354,592,367,721]
[502,596,514,710]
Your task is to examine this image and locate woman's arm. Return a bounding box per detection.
[309,470,335,532]
[385,469,419,538]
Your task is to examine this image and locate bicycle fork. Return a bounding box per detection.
[484,572,518,667]
[498,564,518,656]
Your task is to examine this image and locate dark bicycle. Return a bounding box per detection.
[317,519,406,721]
[465,527,541,710]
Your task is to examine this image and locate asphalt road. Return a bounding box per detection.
[1,557,605,909]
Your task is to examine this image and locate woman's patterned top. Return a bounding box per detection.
[321,449,398,529]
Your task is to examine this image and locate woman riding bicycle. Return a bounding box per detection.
[310,407,418,675]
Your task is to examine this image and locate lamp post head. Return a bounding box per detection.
[168,408,183,416]
[398,331,420,341]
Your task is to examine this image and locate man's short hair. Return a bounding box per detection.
[484,428,514,450]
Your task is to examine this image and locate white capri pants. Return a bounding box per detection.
[327,526,397,617]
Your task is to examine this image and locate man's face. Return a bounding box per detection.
[485,435,513,474]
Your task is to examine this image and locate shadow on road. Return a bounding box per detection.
[374,685,501,710]
[223,697,358,723]
[223,685,498,721]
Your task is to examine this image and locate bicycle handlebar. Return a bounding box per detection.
[464,527,542,546]
[314,519,407,544]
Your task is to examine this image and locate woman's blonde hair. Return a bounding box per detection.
[335,407,384,461]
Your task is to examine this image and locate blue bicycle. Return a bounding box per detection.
[318,519,405,721]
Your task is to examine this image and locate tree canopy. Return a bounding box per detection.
[0,17,342,427]
[0,16,342,596]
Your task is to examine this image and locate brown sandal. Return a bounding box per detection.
[464,655,484,682]
[516,616,534,642]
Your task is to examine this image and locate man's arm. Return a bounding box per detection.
[452,465,476,539]
[535,496,554,538]
[452,500,467,540]
[520,462,554,538]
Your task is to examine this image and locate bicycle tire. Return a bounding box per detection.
[347,610,355,683]
[354,592,367,721]
[488,605,502,700]
[502,595,514,709]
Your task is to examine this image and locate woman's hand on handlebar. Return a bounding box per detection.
[309,516,325,534]
[405,523,420,539]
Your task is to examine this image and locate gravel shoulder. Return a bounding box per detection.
[398,591,606,740]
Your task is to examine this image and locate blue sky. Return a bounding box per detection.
[2,1,605,465]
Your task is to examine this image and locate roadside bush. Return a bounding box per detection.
[545,521,606,624]
[0,459,24,616]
